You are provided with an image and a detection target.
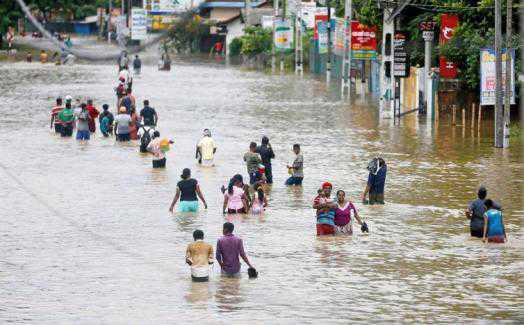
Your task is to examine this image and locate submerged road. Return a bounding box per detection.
[0,56,522,323]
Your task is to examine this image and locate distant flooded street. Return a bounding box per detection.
[0,56,522,323]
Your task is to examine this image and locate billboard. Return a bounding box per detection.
[351,21,377,60]
[480,48,516,106]
[131,8,147,40]
[275,19,293,51]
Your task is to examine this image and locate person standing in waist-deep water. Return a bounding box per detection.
[313,182,337,236]
[482,199,507,243]
[286,144,304,186]
[243,142,262,185]
[140,100,158,127]
[58,102,75,137]
[186,230,214,282]
[334,190,365,234]
[146,131,167,168]
[250,183,268,215]
[75,103,91,141]
[50,97,64,134]
[216,222,255,277]
[114,107,132,142]
[196,129,217,166]
[133,54,142,75]
[169,168,208,212]
[223,176,249,214]
[362,157,387,204]
[466,186,502,238]
[256,136,275,184]
[86,99,100,134]
[99,104,114,137]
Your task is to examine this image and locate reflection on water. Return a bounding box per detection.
[0,60,522,323]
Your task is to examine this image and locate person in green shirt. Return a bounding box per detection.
[243,142,262,185]
[58,102,75,137]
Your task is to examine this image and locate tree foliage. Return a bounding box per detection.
[167,12,209,53]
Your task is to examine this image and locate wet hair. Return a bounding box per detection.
[135,55,139,58]
[261,136,269,145]
[336,190,345,197]
[87,99,93,105]
[233,174,244,184]
[193,229,204,240]
[378,158,386,167]
[56,98,62,105]
[478,187,487,200]
[293,144,300,150]
[153,131,160,138]
[227,177,236,195]
[65,102,71,109]
[250,142,257,149]
[181,168,191,180]
[484,199,494,209]
[102,104,109,110]
[223,222,234,234]
[144,100,149,106]
[81,103,87,109]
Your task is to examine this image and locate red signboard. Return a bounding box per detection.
[314,15,328,40]
[351,21,377,52]
[439,14,459,79]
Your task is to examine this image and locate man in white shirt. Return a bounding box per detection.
[196,129,217,167]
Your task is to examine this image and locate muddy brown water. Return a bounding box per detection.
[0,58,522,323]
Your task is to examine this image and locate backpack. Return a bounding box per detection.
[140,128,152,153]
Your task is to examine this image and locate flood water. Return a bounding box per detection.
[0,56,522,323]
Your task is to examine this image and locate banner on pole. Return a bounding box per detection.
[275,19,293,51]
[439,14,459,78]
[317,20,328,54]
[351,21,377,60]
[131,8,147,40]
[333,18,346,56]
[480,48,515,106]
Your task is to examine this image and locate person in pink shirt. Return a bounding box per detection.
[334,190,366,234]
[223,175,249,214]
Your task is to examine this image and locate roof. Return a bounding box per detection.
[199,1,266,9]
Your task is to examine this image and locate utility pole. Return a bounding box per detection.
[326,0,331,83]
[272,0,278,73]
[494,0,503,147]
[341,0,352,97]
[245,0,252,27]
[503,0,512,148]
[294,0,303,75]
[380,5,394,118]
[108,0,112,43]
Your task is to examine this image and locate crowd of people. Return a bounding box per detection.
[47,56,508,284]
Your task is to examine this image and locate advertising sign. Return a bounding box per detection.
[333,18,346,56]
[262,16,274,29]
[313,14,328,40]
[131,8,147,40]
[301,3,320,28]
[393,31,409,77]
[439,14,459,78]
[480,48,516,106]
[275,19,293,51]
[317,20,328,54]
[351,21,377,60]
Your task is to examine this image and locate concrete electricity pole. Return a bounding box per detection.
[503,0,512,148]
[340,0,352,98]
[326,0,332,83]
[272,0,279,73]
[295,0,303,75]
[494,0,504,147]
